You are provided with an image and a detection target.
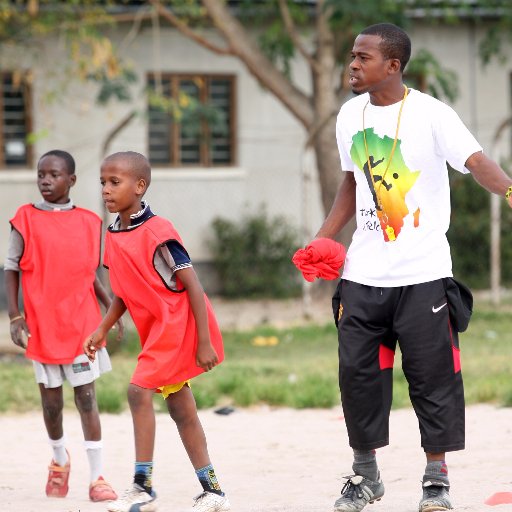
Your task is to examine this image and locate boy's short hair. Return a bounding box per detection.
[39,150,76,175]
[104,151,151,187]
[360,23,411,72]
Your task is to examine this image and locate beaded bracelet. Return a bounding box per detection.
[9,315,24,323]
[506,185,512,200]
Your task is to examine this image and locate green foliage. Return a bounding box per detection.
[476,3,512,66]
[147,84,228,140]
[327,0,408,36]
[2,304,512,413]
[0,0,135,107]
[448,170,512,289]
[208,210,302,299]
[258,21,295,79]
[91,67,138,105]
[406,49,458,102]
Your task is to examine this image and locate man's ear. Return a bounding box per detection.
[69,174,77,188]
[388,58,402,75]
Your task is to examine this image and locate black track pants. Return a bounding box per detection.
[335,279,465,453]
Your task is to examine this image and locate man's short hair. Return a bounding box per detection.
[361,23,411,72]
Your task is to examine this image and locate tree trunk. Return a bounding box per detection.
[310,0,341,216]
[313,116,341,215]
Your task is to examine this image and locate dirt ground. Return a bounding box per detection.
[2,293,512,511]
[2,405,512,512]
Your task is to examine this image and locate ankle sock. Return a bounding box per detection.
[195,464,223,495]
[84,439,103,482]
[424,461,449,486]
[134,461,153,494]
[49,436,68,467]
[352,449,378,481]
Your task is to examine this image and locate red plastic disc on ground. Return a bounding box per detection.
[485,492,512,505]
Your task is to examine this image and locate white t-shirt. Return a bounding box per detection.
[336,88,482,287]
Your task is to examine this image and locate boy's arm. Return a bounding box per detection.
[176,266,218,371]
[93,275,124,340]
[84,295,126,361]
[4,269,30,349]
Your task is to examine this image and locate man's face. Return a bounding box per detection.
[349,34,395,95]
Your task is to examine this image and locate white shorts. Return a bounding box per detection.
[33,348,112,389]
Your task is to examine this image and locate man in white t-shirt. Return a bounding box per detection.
[316,23,512,512]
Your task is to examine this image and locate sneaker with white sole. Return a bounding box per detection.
[419,478,453,511]
[333,474,385,512]
[192,491,231,512]
[107,483,157,512]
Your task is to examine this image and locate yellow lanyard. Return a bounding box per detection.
[362,85,408,241]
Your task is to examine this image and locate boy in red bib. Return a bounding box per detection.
[4,150,118,502]
[84,151,230,512]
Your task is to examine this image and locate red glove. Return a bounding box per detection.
[292,238,346,282]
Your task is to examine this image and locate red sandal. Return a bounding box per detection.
[45,450,70,498]
[89,476,118,502]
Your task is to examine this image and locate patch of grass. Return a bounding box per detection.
[0,355,40,413]
[1,301,512,413]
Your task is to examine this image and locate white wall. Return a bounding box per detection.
[0,20,511,272]
[0,24,317,264]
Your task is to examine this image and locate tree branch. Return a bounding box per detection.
[101,110,137,157]
[277,0,320,73]
[148,0,235,56]
[305,109,338,148]
[201,0,314,128]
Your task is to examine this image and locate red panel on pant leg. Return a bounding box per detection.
[448,319,461,373]
[379,344,395,370]
[452,346,461,373]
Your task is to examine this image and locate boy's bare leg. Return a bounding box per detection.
[106,384,155,508]
[74,382,101,441]
[74,382,117,493]
[39,384,64,440]
[166,385,229,508]
[40,384,70,497]
[165,385,210,469]
[128,383,156,461]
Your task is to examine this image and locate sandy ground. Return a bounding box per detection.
[2,294,512,511]
[2,405,512,512]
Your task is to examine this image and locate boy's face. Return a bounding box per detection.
[37,155,76,204]
[100,159,146,216]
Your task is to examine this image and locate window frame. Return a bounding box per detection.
[147,72,237,168]
[0,70,33,169]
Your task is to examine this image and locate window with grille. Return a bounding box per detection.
[0,71,32,168]
[148,74,235,167]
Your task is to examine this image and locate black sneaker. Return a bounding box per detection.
[333,473,385,512]
[419,478,453,511]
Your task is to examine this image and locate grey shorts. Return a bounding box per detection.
[33,348,112,389]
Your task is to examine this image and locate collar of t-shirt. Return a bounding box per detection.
[35,199,74,212]
[110,200,155,231]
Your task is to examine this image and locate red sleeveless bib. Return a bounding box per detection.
[10,204,103,364]
[104,215,224,389]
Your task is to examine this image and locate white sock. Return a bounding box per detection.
[49,436,68,467]
[84,440,103,482]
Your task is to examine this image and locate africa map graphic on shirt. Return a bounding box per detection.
[351,128,421,241]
